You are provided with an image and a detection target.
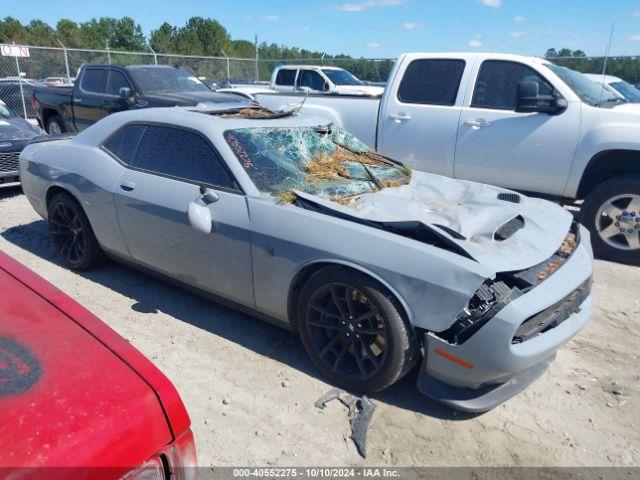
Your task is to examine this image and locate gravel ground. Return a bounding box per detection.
[1,185,639,467]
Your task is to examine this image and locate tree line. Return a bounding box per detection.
[2,17,640,83]
[0,16,393,82]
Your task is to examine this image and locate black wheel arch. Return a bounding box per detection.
[578,149,640,199]
[287,261,412,332]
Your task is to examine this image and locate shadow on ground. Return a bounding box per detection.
[1,218,474,420]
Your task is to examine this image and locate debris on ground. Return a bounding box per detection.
[314,387,376,458]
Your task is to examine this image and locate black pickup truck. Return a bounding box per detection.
[33,64,250,133]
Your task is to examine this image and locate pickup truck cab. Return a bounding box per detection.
[255,52,640,265]
[33,64,249,133]
[0,250,196,479]
[271,65,384,96]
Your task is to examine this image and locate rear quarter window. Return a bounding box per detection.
[275,69,296,86]
[397,59,466,106]
[103,124,146,165]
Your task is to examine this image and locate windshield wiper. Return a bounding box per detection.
[359,161,382,189]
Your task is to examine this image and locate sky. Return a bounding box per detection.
[8,0,640,58]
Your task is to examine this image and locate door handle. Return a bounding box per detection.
[464,118,492,129]
[389,113,412,123]
[120,181,136,192]
[73,98,82,103]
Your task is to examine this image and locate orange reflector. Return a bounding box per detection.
[435,348,474,369]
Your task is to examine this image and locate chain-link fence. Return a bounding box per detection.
[3,44,640,120]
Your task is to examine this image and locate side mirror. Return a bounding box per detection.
[516,81,566,114]
[119,87,134,104]
[322,81,330,92]
[188,200,212,234]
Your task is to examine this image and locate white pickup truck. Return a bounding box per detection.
[269,65,384,96]
[254,52,640,265]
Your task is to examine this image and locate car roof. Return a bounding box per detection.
[583,73,622,84]
[276,65,342,70]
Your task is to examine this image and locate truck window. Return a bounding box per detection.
[472,60,553,110]
[103,124,146,165]
[81,69,107,94]
[397,59,466,106]
[106,71,131,96]
[298,70,326,91]
[275,69,296,86]
[131,125,236,190]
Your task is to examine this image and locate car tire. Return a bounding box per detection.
[297,266,418,394]
[45,114,65,134]
[582,175,640,265]
[47,192,106,270]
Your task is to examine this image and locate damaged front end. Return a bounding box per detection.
[435,222,585,346]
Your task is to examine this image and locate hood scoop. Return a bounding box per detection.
[494,215,525,241]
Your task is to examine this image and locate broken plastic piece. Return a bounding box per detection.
[315,387,376,458]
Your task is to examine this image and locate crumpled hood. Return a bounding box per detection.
[0,115,43,141]
[295,171,572,273]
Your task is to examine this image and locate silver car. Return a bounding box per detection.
[19,106,594,411]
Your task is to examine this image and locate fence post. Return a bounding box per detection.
[14,53,28,119]
[221,50,230,79]
[57,40,72,83]
[254,35,259,82]
[147,42,158,65]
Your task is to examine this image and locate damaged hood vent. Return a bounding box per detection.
[293,171,574,273]
[497,192,521,204]
[494,215,525,241]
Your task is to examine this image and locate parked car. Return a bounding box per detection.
[33,64,251,133]
[269,65,384,96]
[0,78,40,118]
[254,52,640,265]
[19,105,593,412]
[583,73,640,103]
[0,100,44,186]
[0,249,196,478]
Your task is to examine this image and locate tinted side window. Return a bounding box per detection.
[106,70,130,95]
[397,59,466,105]
[298,70,325,91]
[132,125,235,189]
[275,69,296,86]
[81,69,106,93]
[104,124,146,164]
[472,60,554,110]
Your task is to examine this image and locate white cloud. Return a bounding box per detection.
[509,30,526,38]
[294,26,311,33]
[480,0,501,7]
[403,22,424,30]
[514,15,524,22]
[341,0,406,12]
[469,34,483,48]
[365,41,381,48]
[629,34,640,41]
[261,15,279,21]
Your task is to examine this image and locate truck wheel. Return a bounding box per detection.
[582,175,640,265]
[47,192,105,270]
[297,266,418,394]
[45,114,65,134]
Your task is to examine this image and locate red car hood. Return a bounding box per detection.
[0,252,189,475]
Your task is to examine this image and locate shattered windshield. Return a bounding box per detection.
[224,125,411,202]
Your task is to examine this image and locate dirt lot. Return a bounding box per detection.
[1,185,639,467]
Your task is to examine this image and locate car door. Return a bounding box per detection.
[73,68,110,131]
[101,69,133,115]
[377,56,472,177]
[108,123,254,307]
[453,59,580,194]
[273,68,297,92]
[297,69,326,93]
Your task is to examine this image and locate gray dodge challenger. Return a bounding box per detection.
[19,105,593,411]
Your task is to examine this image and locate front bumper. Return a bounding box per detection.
[418,225,594,412]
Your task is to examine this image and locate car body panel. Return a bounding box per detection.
[19,106,594,409]
[0,250,191,472]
